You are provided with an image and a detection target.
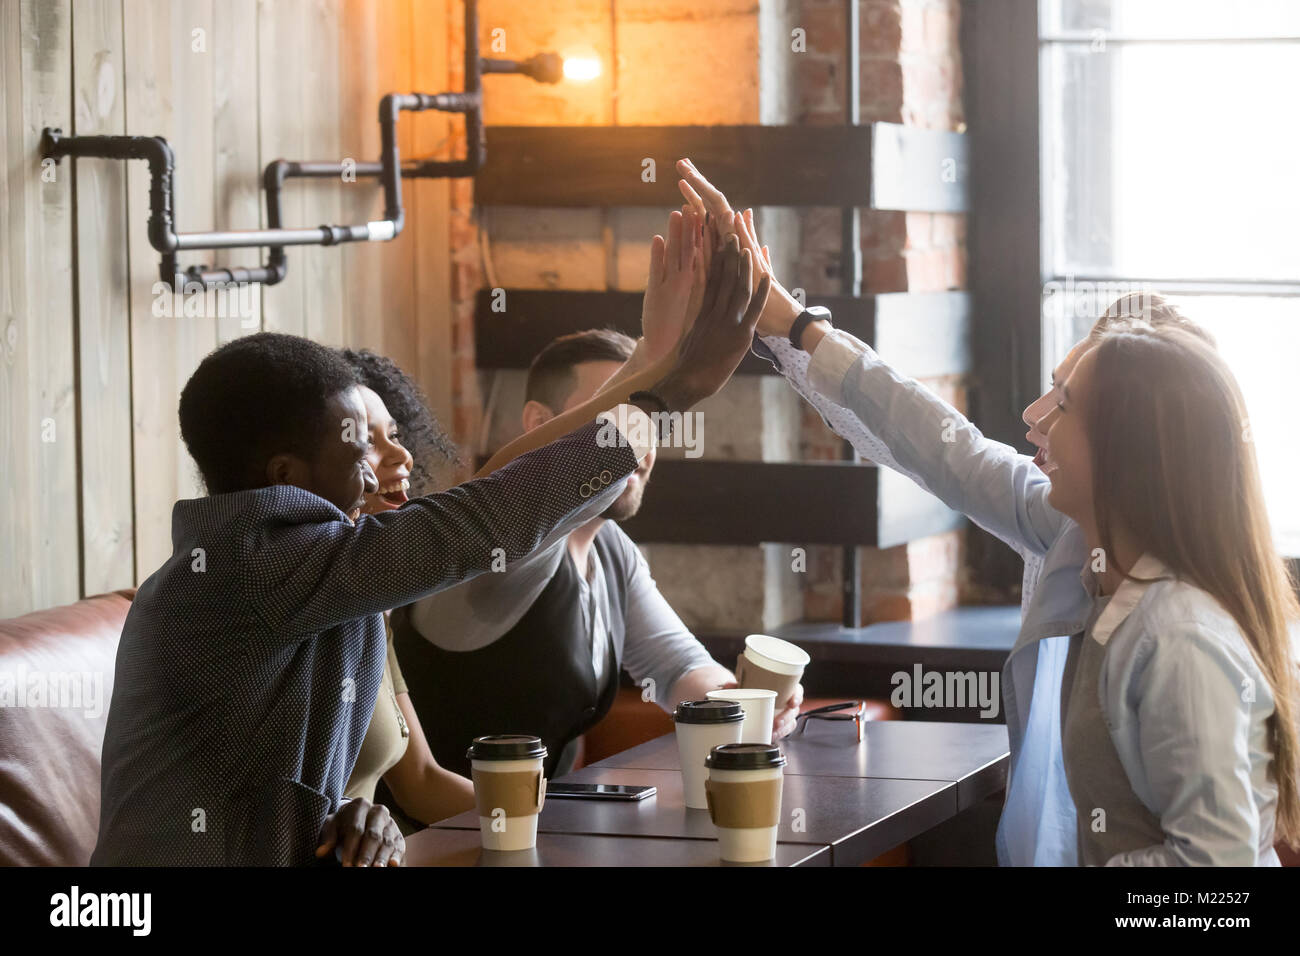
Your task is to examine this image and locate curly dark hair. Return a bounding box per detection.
[340,349,460,496]
[179,332,360,494]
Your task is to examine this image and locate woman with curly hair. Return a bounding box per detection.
[336,348,476,827]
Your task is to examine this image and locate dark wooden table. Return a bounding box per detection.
[696,606,1022,721]
[408,719,1009,867]
[595,718,1010,811]
[404,827,831,867]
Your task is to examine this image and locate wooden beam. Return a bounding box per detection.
[474,289,969,378]
[476,124,967,210]
[616,459,963,547]
[873,291,971,379]
[870,123,969,213]
[477,125,877,207]
[618,460,880,546]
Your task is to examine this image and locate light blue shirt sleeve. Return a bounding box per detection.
[760,330,1066,559]
[1103,616,1269,867]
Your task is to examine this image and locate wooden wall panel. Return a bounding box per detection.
[1,0,457,612]
[339,0,418,362]
[409,0,454,437]
[0,0,77,615]
[72,0,135,595]
[211,0,264,343]
[257,0,310,337]
[258,0,345,344]
[121,0,221,575]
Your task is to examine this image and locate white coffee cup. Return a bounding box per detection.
[466,735,548,851]
[673,700,745,809]
[706,688,778,745]
[735,634,810,709]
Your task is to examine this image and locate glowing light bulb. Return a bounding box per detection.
[563,57,601,82]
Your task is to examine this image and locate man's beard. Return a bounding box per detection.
[601,473,649,522]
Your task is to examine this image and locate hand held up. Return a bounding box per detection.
[645,235,771,414]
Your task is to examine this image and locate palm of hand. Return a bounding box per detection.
[642,209,700,363]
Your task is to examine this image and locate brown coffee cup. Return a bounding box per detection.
[466,735,547,851]
[704,742,786,862]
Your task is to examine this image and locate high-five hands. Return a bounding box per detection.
[642,209,702,363]
[644,235,771,413]
[677,158,805,339]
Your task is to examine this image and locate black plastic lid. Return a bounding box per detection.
[673,699,744,725]
[705,742,787,770]
[466,734,548,761]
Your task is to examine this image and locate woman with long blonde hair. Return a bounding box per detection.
[1045,326,1298,863]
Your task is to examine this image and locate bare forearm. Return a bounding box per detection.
[388,764,476,826]
[667,664,735,708]
[474,351,674,479]
[600,338,653,389]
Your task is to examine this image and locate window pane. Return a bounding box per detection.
[1041,0,1300,39]
[1041,40,1300,280]
[1043,291,1300,554]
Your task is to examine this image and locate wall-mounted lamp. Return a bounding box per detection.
[39,0,574,293]
[562,55,602,82]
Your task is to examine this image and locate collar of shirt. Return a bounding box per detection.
[1091,553,1172,646]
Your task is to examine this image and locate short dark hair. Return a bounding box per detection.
[340,348,461,496]
[179,332,359,494]
[524,328,637,412]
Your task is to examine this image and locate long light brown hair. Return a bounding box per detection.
[1085,326,1300,846]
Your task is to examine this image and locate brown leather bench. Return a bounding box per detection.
[0,589,133,865]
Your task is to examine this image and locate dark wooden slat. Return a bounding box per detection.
[620,460,878,546]
[474,289,876,375]
[620,459,963,548]
[474,289,970,378]
[478,124,967,210]
[870,122,969,212]
[621,463,894,546]
[877,466,967,548]
[873,291,970,379]
[477,125,876,207]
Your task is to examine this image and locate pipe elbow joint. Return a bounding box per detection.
[263,159,289,192]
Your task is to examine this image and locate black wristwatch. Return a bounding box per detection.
[789,306,832,351]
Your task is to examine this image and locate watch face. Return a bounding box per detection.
[804,306,832,319]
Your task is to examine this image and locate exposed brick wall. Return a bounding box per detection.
[794,0,968,624]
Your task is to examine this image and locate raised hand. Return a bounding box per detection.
[641,208,701,363]
[731,208,804,338]
[677,157,737,245]
[683,203,715,335]
[648,235,771,413]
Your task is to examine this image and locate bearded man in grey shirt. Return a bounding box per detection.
[391,329,803,779]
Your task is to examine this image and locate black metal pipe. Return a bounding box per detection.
[38,0,524,293]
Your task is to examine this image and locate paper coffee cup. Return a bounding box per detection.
[706,688,778,745]
[705,743,786,862]
[673,700,745,809]
[735,634,809,708]
[466,735,548,851]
